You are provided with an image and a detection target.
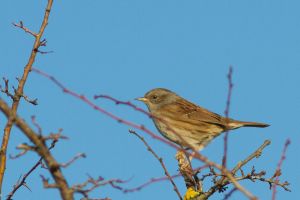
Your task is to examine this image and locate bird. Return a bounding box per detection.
[136,88,269,151]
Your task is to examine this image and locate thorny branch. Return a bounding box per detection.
[6,139,58,200]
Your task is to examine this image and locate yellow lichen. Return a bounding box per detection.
[184,187,200,200]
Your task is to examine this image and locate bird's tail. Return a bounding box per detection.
[229,120,270,129]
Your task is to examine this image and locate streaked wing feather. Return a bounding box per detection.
[165,100,227,128]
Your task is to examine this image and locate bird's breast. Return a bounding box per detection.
[151,113,224,149]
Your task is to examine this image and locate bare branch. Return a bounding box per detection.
[223,188,237,200]
[9,143,35,159]
[222,66,234,167]
[12,21,37,37]
[0,0,55,194]
[272,139,291,200]
[204,140,270,198]
[72,175,128,199]
[21,93,38,105]
[232,140,271,174]
[129,129,182,199]
[33,68,258,200]
[0,78,15,100]
[124,165,207,194]
[40,175,59,189]
[196,140,289,199]
[0,98,73,200]
[60,153,86,168]
[6,139,58,200]
[43,132,69,141]
[31,116,42,135]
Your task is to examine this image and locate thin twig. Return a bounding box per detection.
[223,188,237,200]
[72,175,128,199]
[129,129,182,200]
[12,21,37,37]
[222,66,234,167]
[31,116,42,135]
[232,140,271,174]
[60,153,86,168]
[124,165,207,194]
[6,140,57,200]
[9,143,35,159]
[0,78,14,100]
[272,139,291,200]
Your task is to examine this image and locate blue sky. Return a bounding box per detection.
[0,0,299,199]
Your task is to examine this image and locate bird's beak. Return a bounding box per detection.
[135,97,148,102]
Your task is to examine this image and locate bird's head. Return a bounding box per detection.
[136,88,178,111]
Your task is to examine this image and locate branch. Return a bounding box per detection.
[94,94,257,199]
[0,98,73,200]
[6,140,57,200]
[31,115,42,135]
[232,140,271,174]
[203,140,271,199]
[222,66,234,167]
[9,143,35,159]
[123,165,207,194]
[272,139,291,200]
[40,175,59,189]
[223,188,237,200]
[0,0,54,194]
[129,129,182,200]
[230,167,290,192]
[12,21,37,37]
[60,153,86,168]
[0,78,14,100]
[72,175,128,199]
[33,68,258,200]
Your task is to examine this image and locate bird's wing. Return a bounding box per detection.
[165,100,227,128]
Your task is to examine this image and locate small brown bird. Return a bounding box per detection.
[136,88,269,151]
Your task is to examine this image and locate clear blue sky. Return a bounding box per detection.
[0,1,299,199]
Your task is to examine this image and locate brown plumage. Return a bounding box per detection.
[136,88,269,151]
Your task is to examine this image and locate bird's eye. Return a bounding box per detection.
[152,95,158,99]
